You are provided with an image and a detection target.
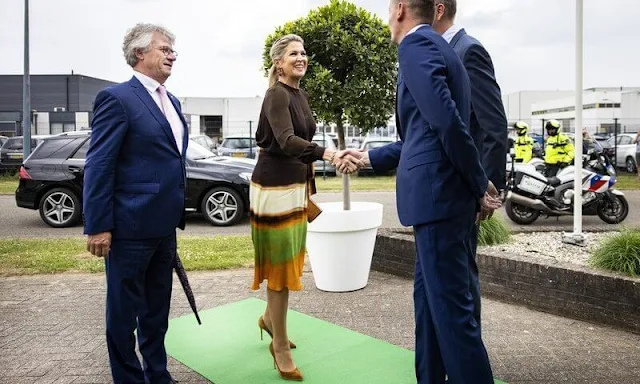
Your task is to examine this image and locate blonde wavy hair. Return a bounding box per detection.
[267,34,304,87]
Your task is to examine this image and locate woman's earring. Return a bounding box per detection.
[277,67,284,76]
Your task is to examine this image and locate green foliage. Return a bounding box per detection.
[263,0,397,142]
[478,216,511,246]
[590,230,640,277]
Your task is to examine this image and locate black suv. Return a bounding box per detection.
[15,132,255,228]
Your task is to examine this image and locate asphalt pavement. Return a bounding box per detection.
[1,190,638,238]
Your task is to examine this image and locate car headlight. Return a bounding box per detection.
[239,172,252,182]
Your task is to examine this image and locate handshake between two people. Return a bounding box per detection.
[325,148,502,224]
[327,149,370,174]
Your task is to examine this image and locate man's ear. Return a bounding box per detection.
[397,2,407,21]
[434,4,445,22]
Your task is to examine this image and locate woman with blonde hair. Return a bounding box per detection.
[250,34,358,381]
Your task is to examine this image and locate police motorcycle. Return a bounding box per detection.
[503,147,629,225]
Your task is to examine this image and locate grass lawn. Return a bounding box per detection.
[315,174,396,192]
[0,236,254,276]
[1,171,637,195]
[0,174,18,195]
[615,173,640,190]
[315,172,640,192]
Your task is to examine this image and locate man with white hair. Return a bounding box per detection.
[83,23,187,383]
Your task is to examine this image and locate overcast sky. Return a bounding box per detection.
[1,0,638,98]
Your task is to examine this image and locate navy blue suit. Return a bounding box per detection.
[450,29,508,192]
[449,28,508,329]
[84,75,188,384]
[369,25,493,384]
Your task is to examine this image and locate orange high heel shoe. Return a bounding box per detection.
[259,316,297,349]
[269,342,303,381]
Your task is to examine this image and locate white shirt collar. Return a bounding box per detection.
[407,23,429,36]
[133,71,162,94]
[442,24,463,43]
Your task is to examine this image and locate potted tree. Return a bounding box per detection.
[263,0,396,291]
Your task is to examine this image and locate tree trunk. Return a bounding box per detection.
[335,116,351,211]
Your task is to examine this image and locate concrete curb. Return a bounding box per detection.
[373,229,640,334]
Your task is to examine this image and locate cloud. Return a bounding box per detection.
[1,0,639,98]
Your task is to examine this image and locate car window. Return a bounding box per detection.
[364,141,391,150]
[620,136,632,145]
[312,138,335,149]
[2,138,39,151]
[187,140,216,160]
[32,137,85,159]
[71,139,91,159]
[222,138,254,149]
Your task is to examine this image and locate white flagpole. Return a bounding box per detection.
[564,0,585,246]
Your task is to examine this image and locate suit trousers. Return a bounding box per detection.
[413,212,493,384]
[105,233,176,384]
[469,223,482,329]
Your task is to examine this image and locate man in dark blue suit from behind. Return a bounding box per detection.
[345,1,502,382]
[432,0,509,330]
[84,23,188,384]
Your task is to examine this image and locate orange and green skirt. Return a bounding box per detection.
[250,181,307,291]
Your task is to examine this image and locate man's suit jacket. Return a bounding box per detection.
[369,25,488,226]
[83,75,189,239]
[450,29,508,190]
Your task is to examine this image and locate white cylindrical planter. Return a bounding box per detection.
[307,201,384,292]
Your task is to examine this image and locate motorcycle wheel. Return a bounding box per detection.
[597,194,629,224]
[505,200,540,225]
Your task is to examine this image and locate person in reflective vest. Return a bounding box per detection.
[513,121,534,163]
[544,119,575,177]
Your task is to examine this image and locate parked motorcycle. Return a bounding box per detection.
[504,149,629,225]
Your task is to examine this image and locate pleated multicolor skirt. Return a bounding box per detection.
[250,153,308,291]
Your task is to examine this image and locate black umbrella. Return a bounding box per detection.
[173,254,202,325]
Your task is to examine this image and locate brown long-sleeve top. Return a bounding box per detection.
[255,81,325,164]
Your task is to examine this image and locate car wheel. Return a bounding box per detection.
[38,187,81,228]
[200,186,245,226]
[625,157,637,173]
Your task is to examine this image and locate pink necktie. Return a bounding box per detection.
[157,85,184,154]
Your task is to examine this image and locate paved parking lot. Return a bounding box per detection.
[1,190,639,238]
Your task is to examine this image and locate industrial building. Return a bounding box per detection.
[0,73,116,136]
[0,74,268,142]
[503,87,640,135]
